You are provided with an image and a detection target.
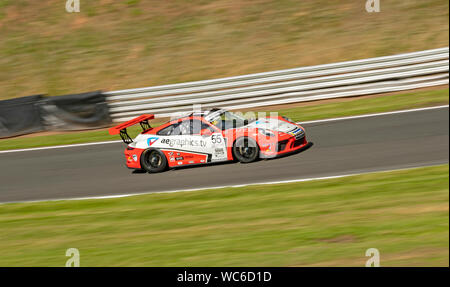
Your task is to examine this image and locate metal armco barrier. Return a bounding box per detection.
[105,48,449,122]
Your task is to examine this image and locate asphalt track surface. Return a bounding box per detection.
[0,107,448,203]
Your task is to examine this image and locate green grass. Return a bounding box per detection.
[269,88,450,123]
[0,0,448,100]
[0,123,163,151]
[0,88,448,150]
[0,164,448,266]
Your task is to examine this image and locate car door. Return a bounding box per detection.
[195,119,228,162]
[153,118,227,164]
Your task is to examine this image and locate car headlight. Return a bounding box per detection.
[259,129,275,137]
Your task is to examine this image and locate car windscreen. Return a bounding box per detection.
[209,111,248,130]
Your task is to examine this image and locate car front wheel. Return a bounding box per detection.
[233,137,259,163]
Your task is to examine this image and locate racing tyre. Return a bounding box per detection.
[233,137,259,163]
[141,148,168,173]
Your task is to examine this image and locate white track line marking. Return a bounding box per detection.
[0,105,448,154]
[0,140,122,154]
[1,164,444,204]
[299,105,449,125]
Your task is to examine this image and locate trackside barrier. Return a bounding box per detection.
[104,48,449,122]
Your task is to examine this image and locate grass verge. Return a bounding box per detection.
[0,88,448,151]
[268,88,449,123]
[0,164,448,266]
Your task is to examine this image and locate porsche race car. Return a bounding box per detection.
[109,108,311,173]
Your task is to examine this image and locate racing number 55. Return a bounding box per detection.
[211,134,222,144]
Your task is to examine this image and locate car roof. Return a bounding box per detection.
[182,108,225,121]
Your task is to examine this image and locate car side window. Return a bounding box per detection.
[172,120,191,135]
[191,120,217,135]
[191,120,211,134]
[157,123,180,136]
[201,122,215,133]
[157,120,215,136]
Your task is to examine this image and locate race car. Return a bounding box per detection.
[109,108,312,173]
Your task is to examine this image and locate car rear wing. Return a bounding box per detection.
[108,114,155,144]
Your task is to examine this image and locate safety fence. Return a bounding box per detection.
[1,48,448,137]
[105,47,449,122]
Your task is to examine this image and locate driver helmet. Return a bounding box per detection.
[210,114,221,126]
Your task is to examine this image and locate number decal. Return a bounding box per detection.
[211,135,222,144]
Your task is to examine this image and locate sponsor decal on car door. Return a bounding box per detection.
[142,133,227,162]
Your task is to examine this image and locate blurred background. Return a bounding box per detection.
[0,0,448,99]
[0,0,448,267]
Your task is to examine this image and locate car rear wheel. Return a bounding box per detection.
[233,137,259,163]
[141,148,168,173]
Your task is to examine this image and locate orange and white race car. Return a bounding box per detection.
[109,108,311,173]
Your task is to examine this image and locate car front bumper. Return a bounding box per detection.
[259,135,311,158]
